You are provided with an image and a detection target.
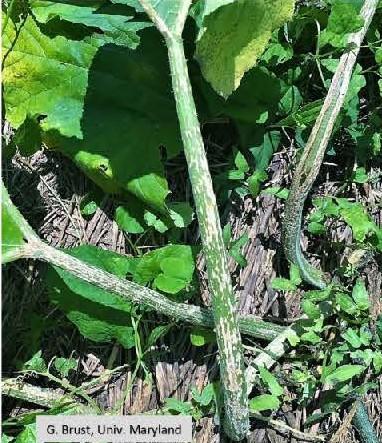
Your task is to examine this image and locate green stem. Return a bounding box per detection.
[2,183,283,343]
[165,36,248,440]
[2,378,70,409]
[34,240,283,340]
[281,2,379,440]
[136,1,249,438]
[352,399,380,443]
[282,0,378,290]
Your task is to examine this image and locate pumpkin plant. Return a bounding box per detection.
[2,0,381,442]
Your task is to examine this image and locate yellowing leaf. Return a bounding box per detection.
[195,0,295,97]
[3,17,181,213]
[3,16,99,139]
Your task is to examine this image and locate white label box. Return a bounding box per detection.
[36,415,192,443]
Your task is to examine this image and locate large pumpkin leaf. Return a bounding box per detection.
[57,27,181,211]
[3,16,182,212]
[194,0,295,98]
[29,0,150,48]
[47,245,136,348]
[2,15,99,139]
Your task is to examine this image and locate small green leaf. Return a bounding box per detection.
[146,324,172,349]
[350,349,374,366]
[190,328,216,347]
[302,300,321,319]
[228,169,245,180]
[250,131,281,172]
[222,223,232,247]
[248,171,268,197]
[324,364,365,384]
[234,151,249,173]
[308,222,326,235]
[278,99,323,128]
[249,394,280,412]
[192,383,215,407]
[342,329,362,349]
[115,205,144,234]
[373,351,382,373]
[23,351,47,373]
[352,279,370,310]
[191,386,203,404]
[261,41,293,66]
[335,292,358,315]
[372,132,381,155]
[359,327,372,346]
[154,274,187,294]
[286,330,300,346]
[351,167,369,183]
[134,245,194,295]
[80,199,98,217]
[168,202,194,228]
[262,186,290,199]
[271,278,296,291]
[279,85,302,115]
[289,264,302,286]
[338,202,375,242]
[313,197,340,217]
[54,357,78,378]
[304,287,332,302]
[301,330,321,344]
[144,211,168,233]
[165,398,193,415]
[199,383,215,406]
[320,58,339,74]
[229,233,249,267]
[258,366,283,397]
